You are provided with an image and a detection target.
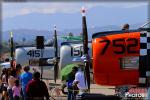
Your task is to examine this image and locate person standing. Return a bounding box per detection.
[67,66,78,100]
[12,79,21,100]
[73,65,88,95]
[15,64,22,79]
[20,66,32,100]
[26,72,50,100]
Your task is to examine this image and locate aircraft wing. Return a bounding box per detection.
[61,36,82,41]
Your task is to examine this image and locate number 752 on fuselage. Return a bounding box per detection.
[92,28,149,86]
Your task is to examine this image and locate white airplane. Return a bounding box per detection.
[13,26,59,81]
[59,41,92,69]
[15,46,55,67]
[0,62,10,69]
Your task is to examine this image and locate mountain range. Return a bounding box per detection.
[2,23,143,43]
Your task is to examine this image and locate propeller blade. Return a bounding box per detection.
[10,32,14,68]
[53,25,59,83]
[54,58,59,83]
[84,60,90,91]
[81,6,90,91]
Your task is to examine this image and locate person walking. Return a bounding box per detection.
[20,66,32,100]
[26,72,50,100]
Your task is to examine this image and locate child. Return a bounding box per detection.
[12,80,21,100]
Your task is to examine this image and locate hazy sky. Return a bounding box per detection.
[2,1,149,31]
[2,2,148,19]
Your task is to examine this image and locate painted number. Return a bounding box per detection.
[72,46,83,57]
[99,38,138,55]
[100,40,110,55]
[113,39,125,54]
[127,38,139,54]
[27,50,41,57]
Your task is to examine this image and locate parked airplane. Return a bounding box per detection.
[93,21,150,85]
[13,26,59,82]
[0,62,10,69]
[15,46,55,67]
[59,41,92,69]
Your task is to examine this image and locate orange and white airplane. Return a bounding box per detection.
[92,21,150,87]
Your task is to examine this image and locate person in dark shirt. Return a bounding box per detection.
[67,66,78,100]
[26,72,49,100]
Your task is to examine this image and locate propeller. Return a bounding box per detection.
[10,32,15,69]
[81,6,91,92]
[53,25,59,83]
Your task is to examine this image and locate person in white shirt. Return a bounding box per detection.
[73,65,88,94]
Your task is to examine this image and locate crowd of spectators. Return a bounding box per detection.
[0,64,49,100]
